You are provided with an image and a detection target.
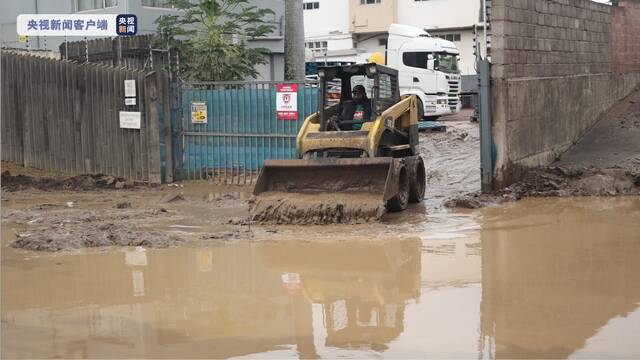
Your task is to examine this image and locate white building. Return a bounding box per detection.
[302,0,366,63]
[303,0,487,75]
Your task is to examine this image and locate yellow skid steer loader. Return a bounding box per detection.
[253,63,425,216]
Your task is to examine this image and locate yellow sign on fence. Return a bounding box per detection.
[191,102,207,124]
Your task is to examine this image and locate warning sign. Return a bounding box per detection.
[276,84,298,121]
[191,102,207,124]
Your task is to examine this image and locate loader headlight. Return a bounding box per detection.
[366,64,377,77]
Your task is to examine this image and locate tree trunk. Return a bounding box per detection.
[284,0,305,81]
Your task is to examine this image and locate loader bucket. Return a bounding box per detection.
[250,157,403,224]
[253,157,400,201]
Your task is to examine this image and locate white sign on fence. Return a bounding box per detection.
[191,102,208,124]
[275,84,298,120]
[124,79,136,97]
[119,111,141,129]
[125,97,136,106]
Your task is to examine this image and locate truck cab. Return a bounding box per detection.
[386,24,461,119]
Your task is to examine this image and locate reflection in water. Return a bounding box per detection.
[480,198,640,359]
[258,240,421,353]
[2,198,640,359]
[1,238,422,359]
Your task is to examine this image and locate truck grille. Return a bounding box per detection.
[448,79,460,111]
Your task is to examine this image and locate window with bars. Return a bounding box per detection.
[76,0,117,11]
[141,0,175,8]
[306,41,328,49]
[435,33,461,42]
[303,2,320,10]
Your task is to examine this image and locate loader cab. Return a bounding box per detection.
[317,64,400,131]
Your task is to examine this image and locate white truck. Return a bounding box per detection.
[385,24,461,120]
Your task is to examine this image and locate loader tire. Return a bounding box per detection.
[386,165,409,212]
[407,156,426,203]
[417,98,424,121]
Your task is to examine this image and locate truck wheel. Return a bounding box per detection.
[417,98,424,121]
[386,165,409,212]
[407,156,426,203]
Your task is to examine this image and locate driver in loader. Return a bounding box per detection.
[328,85,372,131]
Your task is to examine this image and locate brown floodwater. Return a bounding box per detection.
[2,197,640,359]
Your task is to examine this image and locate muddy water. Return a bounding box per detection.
[2,197,640,359]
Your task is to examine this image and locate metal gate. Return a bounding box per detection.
[172,80,319,184]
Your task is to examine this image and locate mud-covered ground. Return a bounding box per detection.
[1,114,480,251]
[419,110,480,209]
[1,161,254,251]
[3,99,640,250]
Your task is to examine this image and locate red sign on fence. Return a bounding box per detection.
[275,83,298,121]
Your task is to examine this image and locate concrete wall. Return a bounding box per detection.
[490,0,640,187]
[349,0,397,34]
[304,0,350,39]
[397,0,481,29]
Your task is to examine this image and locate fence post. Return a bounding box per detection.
[479,59,493,192]
[144,71,162,184]
[161,71,174,183]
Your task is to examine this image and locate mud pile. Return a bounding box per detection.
[1,170,132,192]
[4,207,181,251]
[250,192,384,225]
[445,166,640,209]
[10,224,182,252]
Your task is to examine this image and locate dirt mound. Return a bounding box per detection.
[250,192,384,225]
[558,88,640,172]
[4,205,179,252]
[10,224,182,252]
[445,166,640,209]
[1,170,132,192]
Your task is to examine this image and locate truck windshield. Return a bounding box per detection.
[436,53,459,74]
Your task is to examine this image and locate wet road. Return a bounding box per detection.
[2,197,640,359]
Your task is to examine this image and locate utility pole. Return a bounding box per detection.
[284,0,305,81]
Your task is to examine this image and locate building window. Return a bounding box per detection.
[435,33,461,42]
[141,0,174,8]
[360,0,381,4]
[303,2,320,10]
[306,41,328,50]
[76,0,117,11]
[378,38,387,46]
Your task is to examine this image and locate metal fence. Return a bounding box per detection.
[174,80,319,184]
[1,51,166,183]
[60,35,173,72]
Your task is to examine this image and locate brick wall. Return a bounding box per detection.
[489,0,640,187]
[492,0,611,79]
[611,1,640,72]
